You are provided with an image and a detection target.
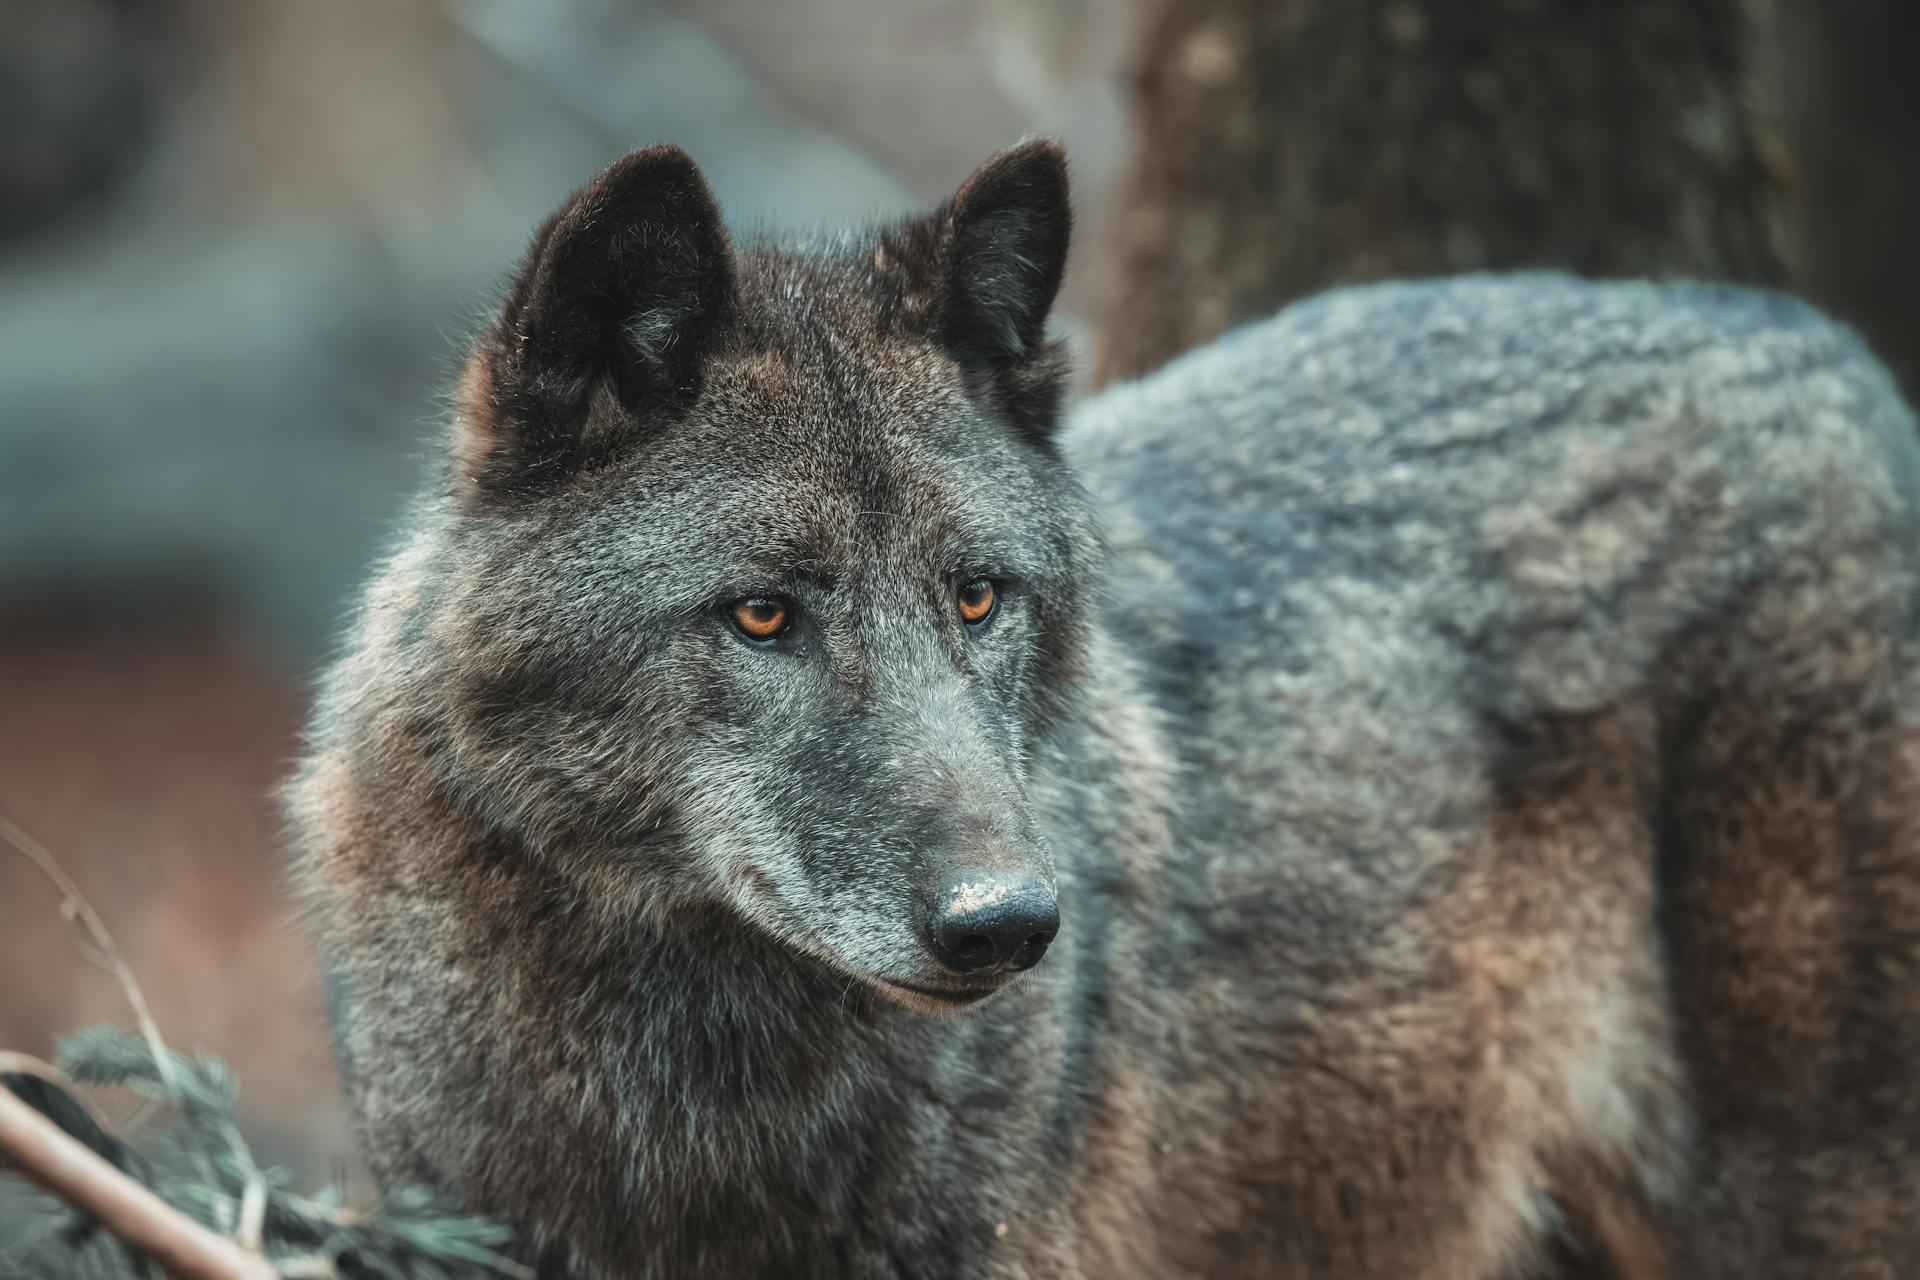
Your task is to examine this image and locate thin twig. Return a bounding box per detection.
[0,1048,117,1139]
[0,814,228,1224]
[273,1257,338,1279]
[0,816,184,1102]
[212,1091,270,1244]
[234,1166,268,1253]
[0,1085,276,1280]
[0,1052,83,1098]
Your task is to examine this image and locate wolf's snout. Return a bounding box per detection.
[926,873,1058,975]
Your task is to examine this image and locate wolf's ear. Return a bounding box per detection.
[886,141,1072,446]
[941,140,1071,364]
[457,145,734,492]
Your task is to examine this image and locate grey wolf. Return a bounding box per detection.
[291,141,1920,1278]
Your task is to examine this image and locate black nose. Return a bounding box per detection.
[926,872,1058,975]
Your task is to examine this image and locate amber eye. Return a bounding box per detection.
[957,579,996,626]
[731,597,790,642]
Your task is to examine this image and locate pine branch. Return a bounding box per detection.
[0,1082,275,1280]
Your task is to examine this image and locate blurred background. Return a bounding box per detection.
[2,0,1917,1212]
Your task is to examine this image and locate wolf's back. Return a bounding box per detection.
[1070,273,1917,708]
[1061,275,1920,1275]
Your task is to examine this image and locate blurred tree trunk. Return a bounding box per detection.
[1759,0,1920,400]
[1096,0,1792,384]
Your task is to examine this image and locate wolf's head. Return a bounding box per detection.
[413,143,1094,1013]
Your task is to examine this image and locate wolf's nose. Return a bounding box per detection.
[927,873,1058,975]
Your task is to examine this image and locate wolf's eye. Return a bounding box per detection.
[731,597,791,642]
[957,579,996,626]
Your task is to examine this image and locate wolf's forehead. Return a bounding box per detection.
[716,327,970,423]
[700,337,1002,477]
[633,356,1037,578]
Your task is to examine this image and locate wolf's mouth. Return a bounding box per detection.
[880,977,998,1009]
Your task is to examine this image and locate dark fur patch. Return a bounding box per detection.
[465,144,735,494]
[877,139,1073,451]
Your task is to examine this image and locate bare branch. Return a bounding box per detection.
[0,1051,80,1094]
[273,1258,338,1279]
[0,1084,277,1280]
[235,1167,268,1253]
